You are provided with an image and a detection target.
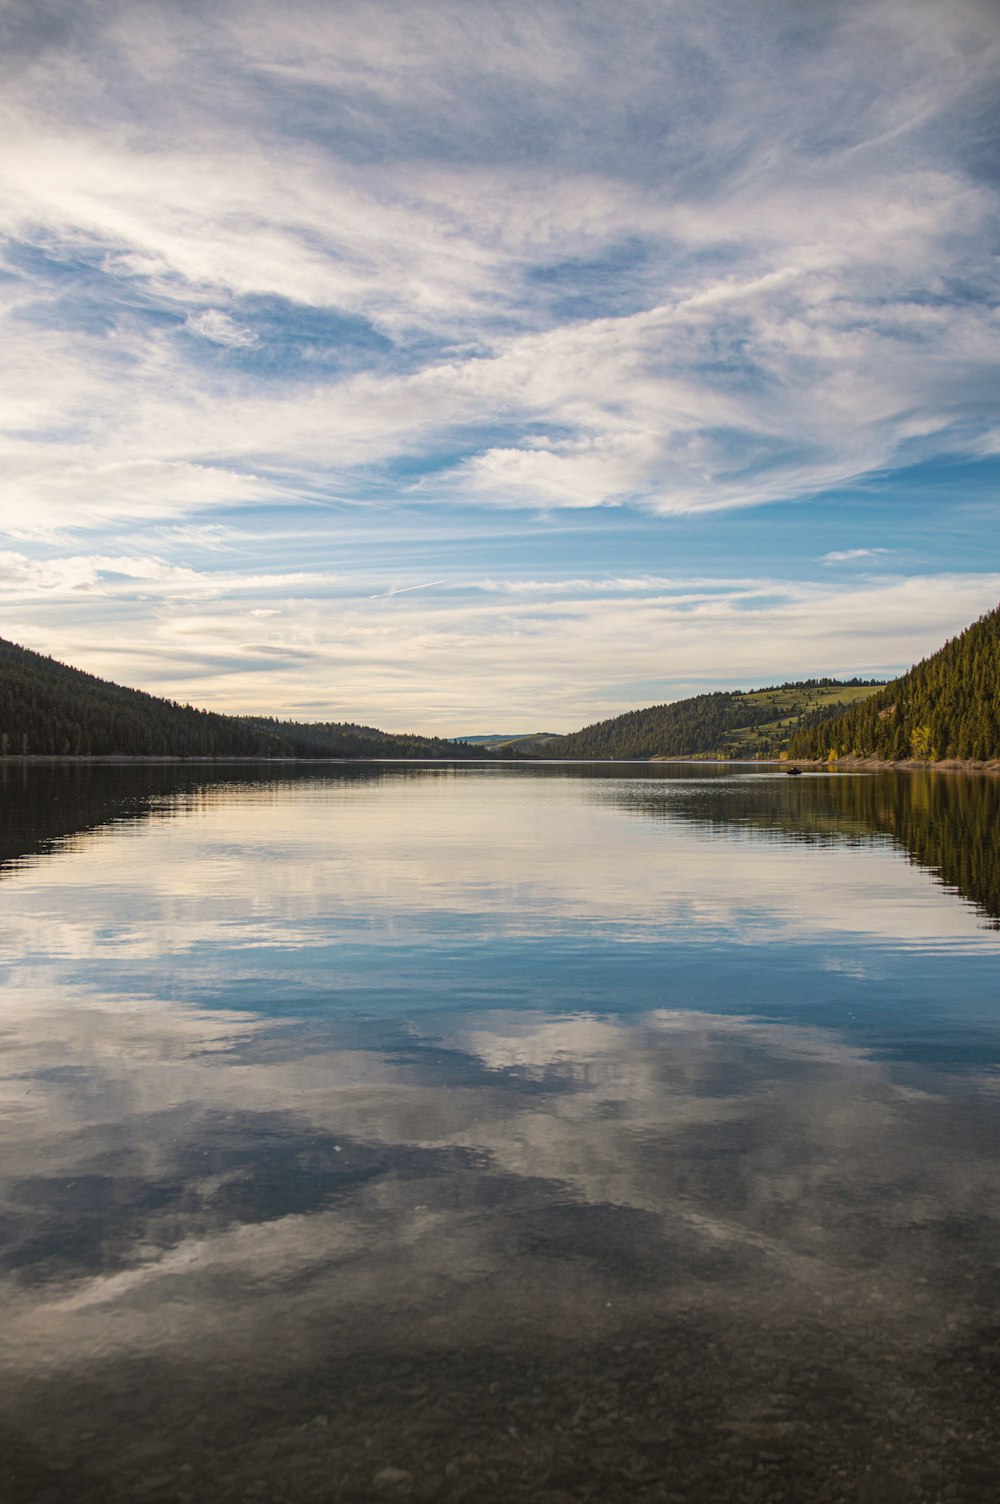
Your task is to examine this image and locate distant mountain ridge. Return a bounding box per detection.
[788,604,1000,762]
[0,638,493,759]
[452,732,559,752]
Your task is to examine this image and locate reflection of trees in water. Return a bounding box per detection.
[872,773,1000,927]
[599,771,1000,927]
[0,761,709,877]
[3,762,998,928]
[0,763,409,876]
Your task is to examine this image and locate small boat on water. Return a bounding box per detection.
[785,767,803,776]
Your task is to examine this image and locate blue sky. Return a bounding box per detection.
[1,0,998,731]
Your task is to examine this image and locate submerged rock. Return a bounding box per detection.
[372,1465,414,1498]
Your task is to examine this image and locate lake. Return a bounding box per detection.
[1,762,999,1503]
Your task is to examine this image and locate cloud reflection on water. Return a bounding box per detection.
[2,767,998,965]
[1,764,1000,1499]
[1,981,999,1499]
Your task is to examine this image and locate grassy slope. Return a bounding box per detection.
[723,683,883,757]
[450,733,557,749]
[470,733,561,753]
[542,681,884,760]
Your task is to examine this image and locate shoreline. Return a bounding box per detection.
[648,755,1000,775]
[782,756,1000,775]
[1,752,999,774]
[0,754,505,766]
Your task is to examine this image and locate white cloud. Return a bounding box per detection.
[3,555,996,729]
[187,309,258,348]
[0,0,997,530]
[0,0,997,715]
[822,548,893,564]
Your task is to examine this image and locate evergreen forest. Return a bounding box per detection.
[788,604,1000,762]
[0,638,490,760]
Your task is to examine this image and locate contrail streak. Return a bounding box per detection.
[366,579,448,600]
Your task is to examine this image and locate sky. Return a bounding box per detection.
[1,0,999,733]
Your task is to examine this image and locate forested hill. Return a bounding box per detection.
[787,605,1000,763]
[546,680,883,760]
[239,717,494,760]
[0,638,489,759]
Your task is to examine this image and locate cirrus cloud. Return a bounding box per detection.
[0,0,998,717]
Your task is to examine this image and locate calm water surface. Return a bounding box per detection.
[1,762,999,1503]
